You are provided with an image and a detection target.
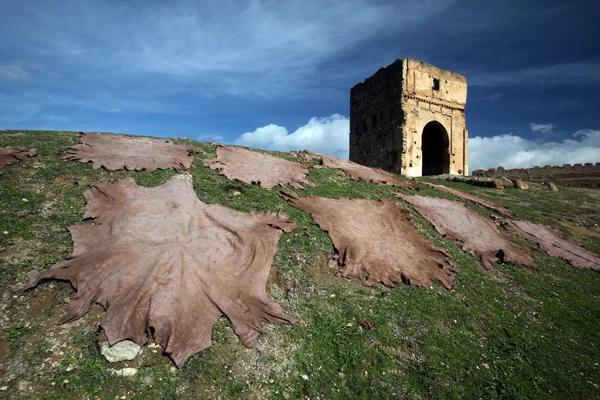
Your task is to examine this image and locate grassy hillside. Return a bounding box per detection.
[1,130,599,400]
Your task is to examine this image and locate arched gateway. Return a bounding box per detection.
[349,58,468,177]
[421,121,450,176]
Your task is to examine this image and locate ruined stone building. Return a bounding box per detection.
[350,58,468,177]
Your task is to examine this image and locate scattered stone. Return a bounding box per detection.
[111,368,139,377]
[0,386,7,391]
[288,150,322,164]
[546,182,559,191]
[497,176,514,188]
[513,179,529,190]
[492,179,505,189]
[175,173,193,183]
[100,340,142,363]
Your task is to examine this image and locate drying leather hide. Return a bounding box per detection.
[26,176,298,367]
[63,132,204,172]
[282,192,455,289]
[317,154,419,191]
[423,182,514,217]
[495,218,600,272]
[205,145,311,189]
[0,146,38,169]
[396,193,537,270]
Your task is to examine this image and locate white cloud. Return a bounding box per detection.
[102,107,122,113]
[530,123,555,133]
[0,64,31,82]
[469,129,600,171]
[235,114,349,159]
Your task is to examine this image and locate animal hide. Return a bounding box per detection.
[422,182,514,217]
[317,154,419,191]
[395,193,537,270]
[63,132,204,172]
[495,218,600,272]
[26,176,298,367]
[281,192,456,289]
[0,146,38,169]
[204,145,311,189]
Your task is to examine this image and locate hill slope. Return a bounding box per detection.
[1,130,599,400]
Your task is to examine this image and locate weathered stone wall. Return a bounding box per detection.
[472,163,600,188]
[350,58,468,177]
[350,59,404,172]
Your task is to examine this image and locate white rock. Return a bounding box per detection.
[0,386,7,391]
[175,174,193,183]
[111,368,138,377]
[100,340,142,363]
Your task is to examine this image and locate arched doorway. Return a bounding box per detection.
[421,121,450,176]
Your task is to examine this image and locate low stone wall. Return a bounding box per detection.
[472,163,600,189]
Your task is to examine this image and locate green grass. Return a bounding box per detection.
[0,130,599,399]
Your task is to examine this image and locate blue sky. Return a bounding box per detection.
[1,0,599,171]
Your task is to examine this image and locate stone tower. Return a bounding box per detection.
[349,58,468,177]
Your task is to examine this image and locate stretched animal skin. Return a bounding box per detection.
[495,218,600,272]
[317,154,419,191]
[395,193,537,270]
[205,145,311,189]
[282,192,456,289]
[422,181,514,217]
[0,146,38,169]
[26,176,298,367]
[63,132,204,172]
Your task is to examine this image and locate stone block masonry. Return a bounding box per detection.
[350,58,468,177]
[472,163,600,189]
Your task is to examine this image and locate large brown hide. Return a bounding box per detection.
[396,193,537,270]
[0,146,38,169]
[204,145,311,189]
[63,132,204,172]
[317,154,419,191]
[26,176,298,367]
[495,218,600,272]
[423,181,514,217]
[281,192,455,289]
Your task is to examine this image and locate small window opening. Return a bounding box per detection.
[372,114,377,128]
[432,78,440,91]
